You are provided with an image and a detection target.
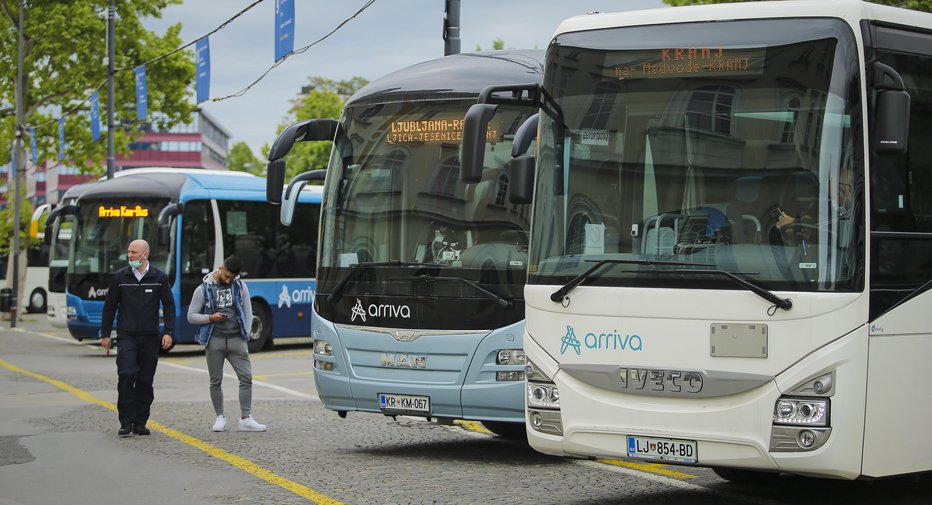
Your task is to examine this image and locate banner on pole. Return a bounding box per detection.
[135,66,148,120]
[196,38,211,104]
[275,0,295,62]
[90,91,102,141]
[29,127,38,166]
[58,118,65,160]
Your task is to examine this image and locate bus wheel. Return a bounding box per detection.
[712,467,780,483]
[480,421,527,440]
[27,288,47,313]
[248,302,272,353]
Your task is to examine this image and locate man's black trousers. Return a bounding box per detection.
[115,335,160,427]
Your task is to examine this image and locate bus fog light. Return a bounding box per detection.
[497,349,526,365]
[531,412,543,429]
[314,360,334,371]
[314,339,333,356]
[773,397,828,426]
[497,371,524,381]
[798,429,816,448]
[67,306,76,315]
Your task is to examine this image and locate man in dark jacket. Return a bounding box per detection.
[100,239,175,437]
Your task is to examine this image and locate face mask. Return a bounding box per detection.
[129,259,143,269]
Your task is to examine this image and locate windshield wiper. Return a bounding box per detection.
[415,275,513,309]
[326,261,443,304]
[550,258,714,302]
[670,268,792,311]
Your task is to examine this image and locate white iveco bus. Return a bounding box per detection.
[461,0,931,480]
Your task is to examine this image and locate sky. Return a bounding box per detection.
[143,0,666,159]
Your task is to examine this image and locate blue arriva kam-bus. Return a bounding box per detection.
[49,169,321,352]
[461,0,932,481]
[266,50,544,436]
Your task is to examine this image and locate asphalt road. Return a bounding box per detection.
[2,315,931,505]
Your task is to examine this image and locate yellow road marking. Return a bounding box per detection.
[0,358,343,505]
[253,371,314,380]
[453,419,492,434]
[596,458,696,479]
[452,418,695,480]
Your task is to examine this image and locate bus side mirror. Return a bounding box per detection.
[511,113,539,158]
[872,62,910,155]
[267,159,286,205]
[509,155,535,205]
[157,203,182,247]
[281,169,326,226]
[460,104,499,184]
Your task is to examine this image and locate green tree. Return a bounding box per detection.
[662,0,932,11]
[226,141,263,175]
[474,38,506,51]
[272,76,369,180]
[0,0,195,175]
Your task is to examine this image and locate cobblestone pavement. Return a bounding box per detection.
[3,316,932,505]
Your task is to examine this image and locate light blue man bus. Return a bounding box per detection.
[266,50,544,436]
[52,169,321,352]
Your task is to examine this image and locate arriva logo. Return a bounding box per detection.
[88,286,108,299]
[559,325,643,355]
[350,298,411,323]
[277,285,314,308]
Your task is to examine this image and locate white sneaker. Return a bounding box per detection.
[212,415,226,432]
[238,415,267,432]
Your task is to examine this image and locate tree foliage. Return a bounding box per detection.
[273,76,368,180]
[662,0,932,12]
[0,0,195,175]
[226,141,263,175]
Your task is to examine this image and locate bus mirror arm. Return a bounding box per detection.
[280,170,325,226]
[43,204,75,246]
[267,159,286,205]
[157,203,183,247]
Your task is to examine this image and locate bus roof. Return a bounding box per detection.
[554,0,932,37]
[346,49,544,106]
[77,171,323,204]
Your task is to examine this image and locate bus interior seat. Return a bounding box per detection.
[642,213,679,255]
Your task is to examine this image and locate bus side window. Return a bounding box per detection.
[181,200,215,275]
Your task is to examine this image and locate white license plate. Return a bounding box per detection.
[627,435,697,464]
[378,393,430,414]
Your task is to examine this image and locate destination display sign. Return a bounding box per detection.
[609,46,766,79]
[98,205,150,218]
[386,118,498,144]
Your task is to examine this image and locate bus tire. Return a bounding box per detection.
[480,421,527,440]
[248,301,272,353]
[712,467,780,483]
[27,288,47,313]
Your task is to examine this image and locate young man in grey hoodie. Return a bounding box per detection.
[187,255,266,432]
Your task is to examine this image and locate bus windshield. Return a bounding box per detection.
[318,99,533,325]
[70,197,174,291]
[530,18,863,293]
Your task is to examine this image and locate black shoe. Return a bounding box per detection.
[132,424,150,436]
[118,425,133,437]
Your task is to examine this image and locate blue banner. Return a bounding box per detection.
[275,0,295,62]
[196,38,211,104]
[58,118,65,160]
[90,91,101,141]
[29,127,38,166]
[135,65,148,120]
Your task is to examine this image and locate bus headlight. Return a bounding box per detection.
[773,398,829,426]
[314,360,334,372]
[314,339,333,356]
[496,349,526,365]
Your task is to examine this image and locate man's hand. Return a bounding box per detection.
[161,334,173,350]
[208,312,229,323]
[101,336,112,350]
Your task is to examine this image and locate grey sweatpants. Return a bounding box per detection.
[206,336,253,418]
